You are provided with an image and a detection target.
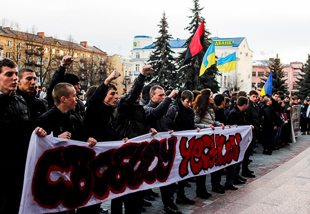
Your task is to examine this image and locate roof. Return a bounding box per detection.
[0,28,105,54]
[134,35,152,39]
[133,36,246,50]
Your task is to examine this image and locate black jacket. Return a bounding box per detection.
[0,92,31,165]
[114,74,146,139]
[246,101,260,128]
[83,83,118,142]
[34,105,84,140]
[215,107,228,125]
[166,99,195,131]
[144,97,172,132]
[263,105,279,130]
[228,106,249,126]
[16,88,48,122]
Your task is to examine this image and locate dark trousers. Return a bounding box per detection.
[305,118,310,132]
[195,175,207,193]
[300,116,306,132]
[111,192,142,214]
[76,204,101,214]
[160,184,175,206]
[225,164,237,186]
[264,129,276,151]
[211,171,222,188]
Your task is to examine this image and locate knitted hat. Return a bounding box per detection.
[64,73,80,86]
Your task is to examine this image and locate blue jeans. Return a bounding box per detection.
[274,126,282,144]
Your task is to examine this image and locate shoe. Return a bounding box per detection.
[143,199,152,207]
[196,191,212,199]
[212,186,225,194]
[144,195,155,201]
[141,207,146,212]
[218,184,225,191]
[164,203,182,214]
[234,179,246,185]
[184,181,191,188]
[176,196,195,205]
[242,171,256,178]
[225,185,238,190]
[99,208,109,214]
[243,169,253,174]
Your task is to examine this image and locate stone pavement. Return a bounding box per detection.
[101,134,310,214]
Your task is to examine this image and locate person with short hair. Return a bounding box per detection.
[0,58,46,213]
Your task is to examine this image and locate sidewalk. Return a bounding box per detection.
[101,134,310,214]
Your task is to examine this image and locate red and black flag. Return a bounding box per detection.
[184,20,204,65]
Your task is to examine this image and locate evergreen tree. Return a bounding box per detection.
[146,12,177,90]
[259,55,288,94]
[297,54,310,99]
[176,0,220,92]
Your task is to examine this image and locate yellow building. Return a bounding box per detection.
[0,26,110,92]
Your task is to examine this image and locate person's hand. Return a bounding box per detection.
[220,123,225,130]
[287,107,291,111]
[149,128,158,136]
[168,90,179,99]
[251,125,254,130]
[122,138,128,143]
[274,126,277,130]
[196,127,200,132]
[104,70,121,85]
[208,125,215,130]
[35,127,47,137]
[226,125,231,128]
[169,130,174,134]
[60,55,73,67]
[58,131,71,139]
[234,124,238,128]
[87,137,97,147]
[141,65,153,75]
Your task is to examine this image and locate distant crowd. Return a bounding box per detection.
[0,55,309,214]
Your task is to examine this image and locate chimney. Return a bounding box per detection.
[3,27,12,30]
[37,32,45,39]
[80,41,87,48]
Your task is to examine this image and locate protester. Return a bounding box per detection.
[0,58,46,214]
[17,68,48,122]
[301,99,308,135]
[166,90,199,205]
[144,85,181,214]
[193,89,225,198]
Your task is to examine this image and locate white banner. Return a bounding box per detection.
[19,126,252,214]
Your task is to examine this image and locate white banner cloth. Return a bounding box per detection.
[19,126,252,214]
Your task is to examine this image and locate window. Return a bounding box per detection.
[252,83,257,88]
[52,49,56,54]
[44,58,48,64]
[17,43,22,49]
[59,50,64,56]
[45,48,49,53]
[135,64,140,72]
[136,52,140,59]
[7,41,11,47]
[252,72,256,77]
[52,59,55,64]
[293,67,300,70]
[94,56,97,61]
[284,72,288,77]
[81,54,85,59]
[74,53,78,58]
[258,72,264,77]
[6,52,10,58]
[17,54,21,60]
[293,72,300,78]
[88,55,91,60]
[74,62,78,67]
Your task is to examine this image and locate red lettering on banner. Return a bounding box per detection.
[32,137,177,209]
[179,133,242,177]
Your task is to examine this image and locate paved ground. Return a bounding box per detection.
[101,134,310,214]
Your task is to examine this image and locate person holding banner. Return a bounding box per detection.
[193,89,225,198]
[0,58,46,214]
[144,86,181,214]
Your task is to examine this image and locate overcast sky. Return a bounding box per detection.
[2,0,310,64]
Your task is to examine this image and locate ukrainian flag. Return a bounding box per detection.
[199,42,215,76]
[217,52,236,72]
[260,72,273,96]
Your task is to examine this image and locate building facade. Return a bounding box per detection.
[0,27,108,91]
[130,35,253,92]
[252,59,303,93]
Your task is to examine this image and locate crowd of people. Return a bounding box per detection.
[0,55,309,214]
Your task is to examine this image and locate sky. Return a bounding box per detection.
[2,0,310,64]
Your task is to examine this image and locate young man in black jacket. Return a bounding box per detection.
[17,68,48,122]
[0,58,46,214]
[144,86,181,214]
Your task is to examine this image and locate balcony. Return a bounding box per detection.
[26,50,35,55]
[25,60,34,66]
[34,61,42,66]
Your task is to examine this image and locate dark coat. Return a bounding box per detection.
[0,92,31,165]
[227,106,248,126]
[16,87,48,122]
[263,105,279,130]
[114,74,146,139]
[34,105,84,141]
[215,107,228,125]
[144,97,172,132]
[246,101,260,127]
[166,99,195,131]
[83,83,118,142]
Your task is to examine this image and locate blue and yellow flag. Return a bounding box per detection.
[217,52,236,72]
[260,72,273,96]
[199,42,215,76]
